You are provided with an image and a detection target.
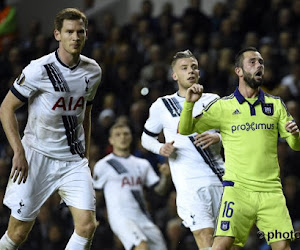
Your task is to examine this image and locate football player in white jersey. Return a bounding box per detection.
[93,122,171,250]
[0,8,101,250]
[141,50,225,250]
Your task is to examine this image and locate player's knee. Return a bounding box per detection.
[85,218,98,235]
[193,228,214,245]
[7,219,34,245]
[8,229,30,245]
[76,218,98,237]
[212,237,234,250]
[270,239,290,250]
[212,245,230,250]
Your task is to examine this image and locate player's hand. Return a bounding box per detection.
[159,141,175,157]
[158,163,171,177]
[285,120,299,135]
[186,84,203,103]
[193,132,220,149]
[11,153,29,184]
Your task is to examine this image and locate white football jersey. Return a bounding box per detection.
[93,153,159,226]
[12,51,101,161]
[142,92,225,196]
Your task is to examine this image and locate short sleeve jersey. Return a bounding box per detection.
[12,51,101,161]
[93,153,159,225]
[143,92,225,193]
[187,88,294,191]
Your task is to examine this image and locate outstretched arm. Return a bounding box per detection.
[0,91,28,184]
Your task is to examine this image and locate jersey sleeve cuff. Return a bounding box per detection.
[10,85,28,102]
[184,101,195,111]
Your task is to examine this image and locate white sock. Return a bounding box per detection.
[65,231,92,250]
[200,248,212,250]
[0,231,19,250]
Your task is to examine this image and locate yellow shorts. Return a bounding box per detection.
[215,183,294,246]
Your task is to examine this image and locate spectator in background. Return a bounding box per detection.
[81,19,104,57]
[138,0,157,31]
[0,46,24,103]
[218,17,241,51]
[260,0,283,36]
[210,2,227,32]
[181,0,211,40]
[213,47,235,95]
[276,7,295,34]
[291,0,300,31]
[156,2,177,44]
[191,32,209,58]
[242,32,259,49]
[280,62,300,101]
[278,45,300,79]
[139,44,166,85]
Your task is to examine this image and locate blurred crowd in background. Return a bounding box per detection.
[0,0,300,249]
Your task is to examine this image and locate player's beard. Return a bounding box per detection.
[243,70,263,89]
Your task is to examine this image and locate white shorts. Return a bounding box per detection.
[3,145,96,221]
[110,218,167,250]
[177,185,223,231]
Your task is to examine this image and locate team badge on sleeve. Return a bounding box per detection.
[220,221,230,231]
[16,73,25,85]
[262,104,274,116]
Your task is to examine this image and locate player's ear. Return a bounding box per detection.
[54,29,61,41]
[235,67,243,77]
[172,72,178,81]
[85,29,88,40]
[108,136,113,146]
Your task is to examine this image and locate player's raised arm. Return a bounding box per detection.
[178,84,203,135]
[185,83,203,103]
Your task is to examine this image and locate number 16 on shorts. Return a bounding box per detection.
[220,201,235,231]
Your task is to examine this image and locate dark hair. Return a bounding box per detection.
[171,49,196,68]
[109,122,131,136]
[235,47,258,68]
[54,8,88,31]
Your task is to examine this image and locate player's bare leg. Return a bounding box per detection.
[193,227,214,249]
[212,236,235,250]
[0,215,35,249]
[135,241,149,250]
[270,240,290,250]
[65,206,98,249]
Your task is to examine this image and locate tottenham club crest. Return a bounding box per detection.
[220,221,230,231]
[262,103,274,116]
